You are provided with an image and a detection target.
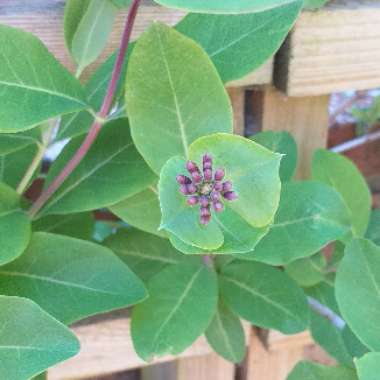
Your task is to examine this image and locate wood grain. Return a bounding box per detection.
[275,0,380,96]
[0,0,272,86]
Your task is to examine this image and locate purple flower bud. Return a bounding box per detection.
[213,182,223,192]
[213,201,224,213]
[222,181,233,192]
[187,196,199,206]
[200,206,211,217]
[203,154,213,170]
[203,168,212,182]
[179,185,190,195]
[224,191,238,201]
[214,168,225,182]
[210,190,220,202]
[187,184,197,194]
[191,171,203,184]
[176,175,192,185]
[200,215,211,225]
[186,161,199,173]
[200,195,210,207]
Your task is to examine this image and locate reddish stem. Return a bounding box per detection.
[29,0,142,218]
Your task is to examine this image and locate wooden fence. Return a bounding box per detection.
[1,0,380,379]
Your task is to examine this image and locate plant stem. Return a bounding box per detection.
[28,0,142,219]
[16,123,56,195]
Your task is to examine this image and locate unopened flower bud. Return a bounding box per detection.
[191,171,203,184]
[187,196,199,206]
[214,168,225,182]
[222,181,233,192]
[200,215,211,225]
[224,191,238,201]
[186,161,199,173]
[187,184,197,194]
[203,168,212,181]
[176,175,191,185]
[200,195,210,207]
[200,206,211,217]
[203,154,213,170]
[213,201,224,213]
[210,190,220,202]
[180,185,189,195]
[213,182,223,192]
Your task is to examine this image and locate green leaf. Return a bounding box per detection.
[176,2,302,82]
[33,213,95,240]
[0,25,89,133]
[105,229,186,282]
[303,0,328,9]
[111,0,131,7]
[336,238,380,351]
[109,186,167,238]
[312,149,372,237]
[0,129,40,155]
[0,183,31,266]
[65,0,118,73]
[159,156,224,250]
[126,22,232,174]
[287,361,358,380]
[366,209,380,245]
[220,261,309,334]
[189,133,282,228]
[131,262,218,361]
[285,253,326,287]
[355,353,380,380]
[251,131,297,182]
[310,312,353,367]
[0,143,39,188]
[0,232,147,324]
[342,326,369,359]
[0,296,79,380]
[153,0,301,14]
[246,181,351,265]
[205,300,246,363]
[305,280,340,316]
[40,119,156,217]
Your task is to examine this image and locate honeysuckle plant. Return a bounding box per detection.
[0,0,378,379]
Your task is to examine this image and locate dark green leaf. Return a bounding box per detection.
[105,229,186,282]
[40,119,156,216]
[126,22,232,174]
[342,326,369,359]
[176,2,302,82]
[0,129,40,155]
[0,232,147,324]
[355,353,380,380]
[205,300,246,363]
[0,183,31,266]
[312,149,372,237]
[287,361,358,380]
[0,296,79,380]
[336,238,380,351]
[220,261,309,334]
[0,25,89,133]
[246,181,351,265]
[366,209,380,245]
[251,131,297,182]
[33,213,95,240]
[131,262,218,360]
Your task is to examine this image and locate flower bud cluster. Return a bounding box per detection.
[176,153,238,225]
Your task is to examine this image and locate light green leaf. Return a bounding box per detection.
[287,361,358,380]
[154,0,301,14]
[0,25,89,133]
[189,133,282,228]
[111,0,131,7]
[0,129,40,155]
[105,229,186,282]
[0,232,147,324]
[303,0,328,9]
[366,209,380,245]
[355,353,380,380]
[205,300,246,363]
[126,22,232,174]
[33,213,95,240]
[251,131,297,182]
[0,183,31,266]
[246,181,351,265]
[40,119,156,217]
[159,156,224,250]
[310,312,353,367]
[285,253,326,287]
[336,238,380,351]
[0,296,79,380]
[131,262,218,361]
[176,2,302,82]
[109,186,166,238]
[220,261,309,334]
[312,149,371,237]
[67,0,118,73]
[342,326,369,359]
